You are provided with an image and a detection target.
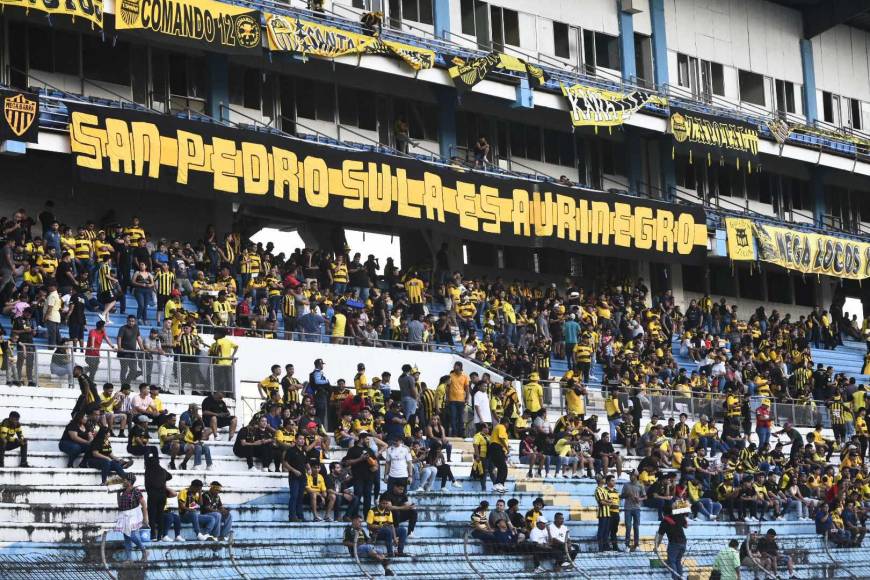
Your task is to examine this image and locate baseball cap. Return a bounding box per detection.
[536,517,548,524]
[136,415,151,423]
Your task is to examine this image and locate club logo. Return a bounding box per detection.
[4,93,37,138]
[670,112,688,143]
[236,15,261,49]
[120,0,141,26]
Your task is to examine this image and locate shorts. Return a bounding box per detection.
[68,324,85,341]
[161,443,178,455]
[357,544,385,558]
[98,291,115,305]
[213,416,234,429]
[157,294,170,310]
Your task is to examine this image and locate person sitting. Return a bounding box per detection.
[366,496,409,558]
[201,391,237,441]
[233,416,274,471]
[201,481,233,541]
[89,426,133,485]
[99,383,128,438]
[158,413,194,471]
[305,461,331,522]
[470,500,495,542]
[180,416,212,470]
[177,479,220,541]
[127,415,157,457]
[59,412,94,468]
[381,481,417,538]
[0,411,29,467]
[343,515,394,576]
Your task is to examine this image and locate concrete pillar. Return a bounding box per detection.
[515,77,534,109]
[649,0,669,88]
[659,137,676,199]
[433,0,450,40]
[436,87,457,160]
[811,168,826,227]
[624,126,643,195]
[670,263,685,308]
[800,38,818,124]
[617,3,637,83]
[206,54,229,122]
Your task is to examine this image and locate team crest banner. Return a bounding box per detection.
[446,52,548,91]
[669,106,759,171]
[0,0,103,28]
[116,0,262,54]
[265,14,434,71]
[66,103,709,264]
[725,217,870,280]
[0,89,39,143]
[561,83,668,127]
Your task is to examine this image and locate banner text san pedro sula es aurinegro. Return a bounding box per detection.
[67,104,707,263]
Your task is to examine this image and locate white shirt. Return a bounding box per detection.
[385,444,413,478]
[529,525,550,545]
[473,391,492,424]
[548,523,568,543]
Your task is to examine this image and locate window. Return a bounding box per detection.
[296,80,335,121]
[553,21,570,59]
[83,36,130,86]
[601,141,625,176]
[678,54,723,99]
[738,69,765,107]
[542,129,574,167]
[634,34,653,87]
[509,122,526,158]
[709,264,736,296]
[228,66,261,110]
[822,91,835,124]
[707,62,725,97]
[675,156,696,190]
[394,99,437,140]
[27,26,80,76]
[490,6,519,50]
[338,87,377,131]
[774,79,795,115]
[461,0,476,35]
[593,32,619,70]
[850,98,863,131]
[525,124,541,161]
[677,53,692,89]
[788,178,810,212]
[390,0,433,25]
[767,271,792,304]
[738,267,763,300]
[682,265,706,293]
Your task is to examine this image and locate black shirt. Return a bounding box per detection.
[128,424,149,448]
[344,444,374,481]
[202,395,229,417]
[56,261,75,288]
[657,515,687,543]
[283,446,308,479]
[380,489,410,509]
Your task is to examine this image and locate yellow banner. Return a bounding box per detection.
[265,14,434,71]
[725,217,870,280]
[0,0,103,28]
[561,83,668,127]
[116,0,261,53]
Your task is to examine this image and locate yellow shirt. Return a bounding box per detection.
[306,473,327,493]
[447,372,469,403]
[523,381,543,413]
[211,337,237,366]
[565,388,585,415]
[472,432,489,458]
[490,423,508,451]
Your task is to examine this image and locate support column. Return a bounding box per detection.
[624,126,643,195]
[433,0,450,40]
[659,138,676,199]
[800,38,818,124]
[514,77,533,109]
[617,2,637,83]
[811,168,826,227]
[649,0,669,88]
[206,54,229,122]
[436,87,457,160]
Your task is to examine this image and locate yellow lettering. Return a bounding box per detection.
[423,172,446,223]
[341,160,366,210]
[271,147,299,201]
[589,201,610,245]
[636,206,654,250]
[69,111,105,171]
[304,156,330,208]
[176,130,206,186]
[105,118,133,175]
[211,137,239,194]
[613,203,633,248]
[577,200,589,244]
[130,122,161,178]
[241,142,269,196]
[396,169,421,218]
[512,189,531,236]
[368,163,392,213]
[532,192,554,237]
[676,213,696,255]
[656,210,675,253]
[555,195,575,241]
[479,186,501,234]
[456,182,479,232]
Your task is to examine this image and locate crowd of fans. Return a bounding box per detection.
[3,200,870,575]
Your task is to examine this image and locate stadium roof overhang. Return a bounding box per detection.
[771,0,870,38]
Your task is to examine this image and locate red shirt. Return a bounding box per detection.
[86,329,106,357]
[756,406,771,429]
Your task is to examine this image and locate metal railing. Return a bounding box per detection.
[10,343,236,395]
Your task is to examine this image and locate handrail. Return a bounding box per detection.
[562,530,593,580]
[227,532,253,580]
[654,540,683,579]
[462,528,486,580]
[823,532,858,580]
[352,526,375,580]
[99,531,118,580]
[743,531,781,580]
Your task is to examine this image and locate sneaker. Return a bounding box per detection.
[324,516,333,522]
[533,566,546,573]
[452,481,463,489]
[174,536,185,542]
[249,466,258,471]
[313,516,323,522]
[169,461,177,471]
[162,535,173,542]
[205,464,213,471]
[407,531,415,538]
[561,562,573,568]
[384,569,396,577]
[197,533,210,541]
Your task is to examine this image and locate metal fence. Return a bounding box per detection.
[8,344,236,395]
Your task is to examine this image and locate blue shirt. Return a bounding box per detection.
[266,414,282,430]
[152,251,169,265]
[384,411,405,440]
[44,230,61,254]
[563,320,580,344]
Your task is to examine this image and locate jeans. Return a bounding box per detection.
[162,511,181,538]
[210,511,233,538]
[596,516,612,551]
[609,417,622,441]
[45,321,61,347]
[756,427,771,449]
[333,282,347,296]
[376,525,408,556]
[695,498,722,519]
[447,401,465,437]
[181,510,220,536]
[133,288,150,321]
[402,396,418,419]
[624,508,640,547]
[287,476,305,519]
[193,443,212,467]
[419,466,437,490]
[122,530,145,560]
[666,542,686,580]
[89,456,127,483]
[59,440,88,467]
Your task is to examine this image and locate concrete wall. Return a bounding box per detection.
[812,24,870,104]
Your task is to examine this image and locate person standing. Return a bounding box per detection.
[620,470,645,552]
[472,383,493,433]
[282,434,308,522]
[114,474,148,561]
[712,538,741,580]
[309,358,331,429]
[655,503,688,580]
[383,436,413,490]
[398,364,419,421]
[488,417,509,493]
[595,475,612,552]
[116,316,144,385]
[446,362,469,437]
[43,282,62,347]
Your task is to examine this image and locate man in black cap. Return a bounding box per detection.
[202,481,233,540]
